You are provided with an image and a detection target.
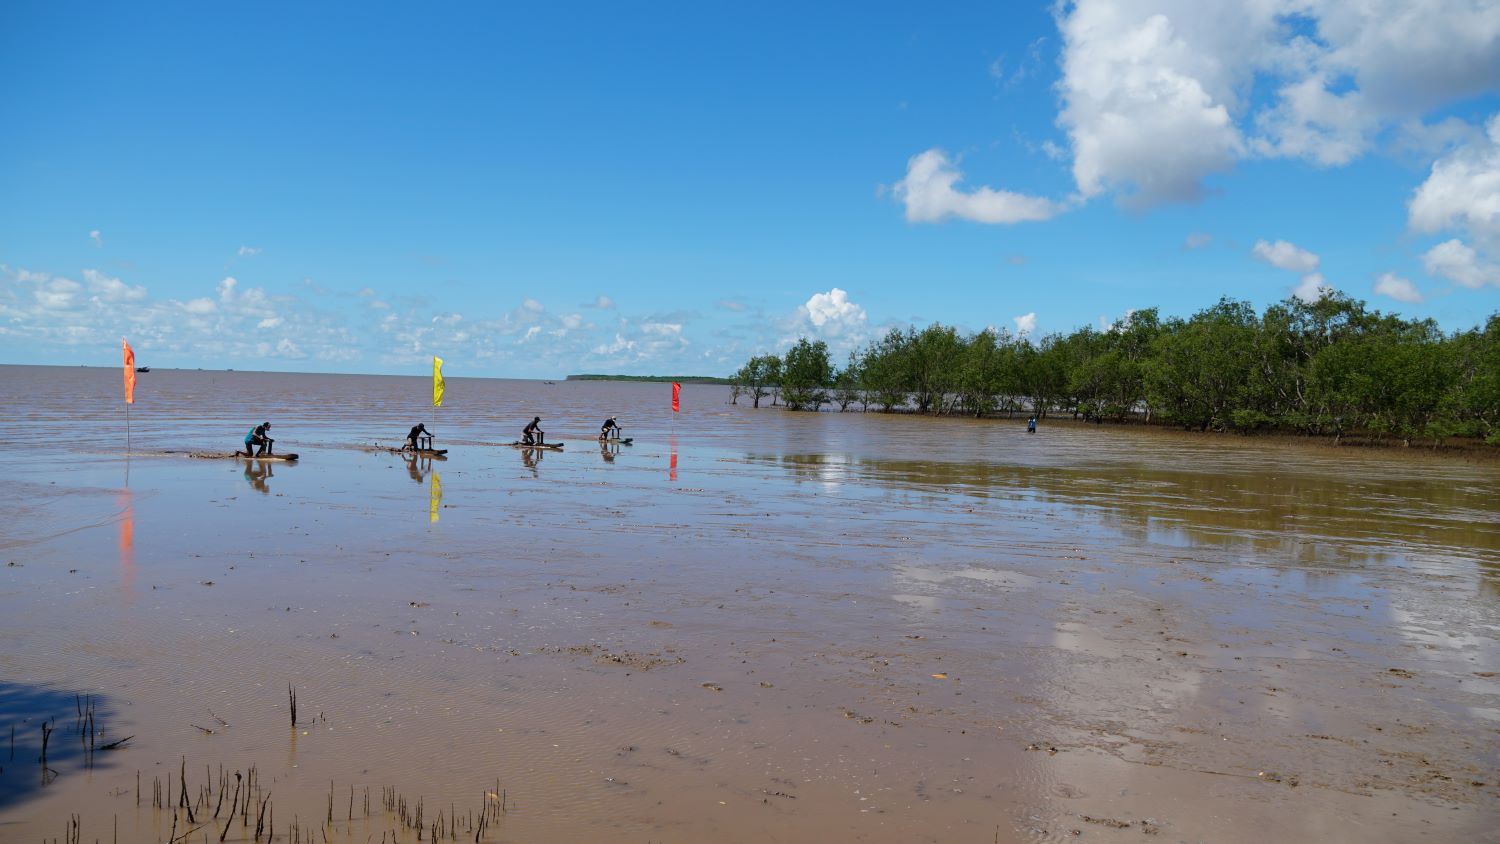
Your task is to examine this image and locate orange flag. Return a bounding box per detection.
[122,338,136,404]
[671,381,681,413]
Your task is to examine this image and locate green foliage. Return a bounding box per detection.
[732,354,782,408]
[735,297,1498,447]
[780,338,833,410]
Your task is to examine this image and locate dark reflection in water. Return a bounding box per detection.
[756,452,1500,571]
[243,460,275,494]
[0,684,122,810]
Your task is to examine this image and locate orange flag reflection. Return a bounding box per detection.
[118,489,136,599]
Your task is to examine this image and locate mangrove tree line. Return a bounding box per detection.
[730,294,1500,446]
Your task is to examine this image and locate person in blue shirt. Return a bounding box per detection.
[244,422,273,456]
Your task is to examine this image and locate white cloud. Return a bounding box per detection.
[716,299,747,312]
[1252,239,1321,273]
[892,149,1065,224]
[799,288,868,339]
[88,230,102,247]
[1058,3,1250,205]
[35,276,83,310]
[1292,272,1334,304]
[1183,232,1213,249]
[1408,113,1500,252]
[521,325,541,342]
[0,263,360,365]
[1013,312,1037,336]
[237,246,262,257]
[640,322,682,337]
[522,298,545,313]
[357,287,376,297]
[1421,238,1500,288]
[82,269,146,302]
[592,333,636,355]
[588,295,615,310]
[1373,272,1423,303]
[923,1,1500,214]
[560,313,583,330]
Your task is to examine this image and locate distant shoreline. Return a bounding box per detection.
[566,374,732,384]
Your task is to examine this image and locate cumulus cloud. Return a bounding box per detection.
[912,1,1500,215]
[237,246,262,257]
[1252,239,1320,273]
[1373,272,1423,303]
[89,230,102,247]
[522,298,545,313]
[588,295,616,310]
[82,269,146,302]
[1292,272,1334,304]
[1421,238,1500,288]
[1409,113,1500,252]
[892,149,1065,224]
[1013,312,1038,336]
[798,288,868,339]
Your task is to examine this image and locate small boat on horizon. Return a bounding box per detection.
[136,366,151,373]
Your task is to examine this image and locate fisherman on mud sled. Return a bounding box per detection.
[522,416,545,445]
[404,422,434,451]
[244,422,274,456]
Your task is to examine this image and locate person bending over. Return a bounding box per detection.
[405,423,433,451]
[522,417,544,445]
[599,417,620,441]
[244,421,274,456]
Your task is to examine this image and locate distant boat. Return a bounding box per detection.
[544,380,556,385]
[135,366,150,373]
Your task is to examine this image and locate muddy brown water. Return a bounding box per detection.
[0,365,1496,843]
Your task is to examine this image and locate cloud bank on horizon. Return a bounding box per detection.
[1,1,1498,377]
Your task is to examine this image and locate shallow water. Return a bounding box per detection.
[1,365,1497,842]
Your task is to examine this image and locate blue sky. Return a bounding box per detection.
[3,1,1499,377]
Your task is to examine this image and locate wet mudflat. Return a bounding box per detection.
[0,365,1497,843]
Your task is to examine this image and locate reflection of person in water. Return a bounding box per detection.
[404,454,425,483]
[244,460,273,494]
[520,445,541,475]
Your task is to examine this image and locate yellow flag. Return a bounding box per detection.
[432,356,445,407]
[429,471,442,523]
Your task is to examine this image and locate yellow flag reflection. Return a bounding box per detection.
[429,470,442,523]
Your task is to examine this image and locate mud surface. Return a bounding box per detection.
[0,365,1497,842]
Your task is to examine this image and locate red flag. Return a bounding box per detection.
[671,381,681,413]
[122,338,136,404]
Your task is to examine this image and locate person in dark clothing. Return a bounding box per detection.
[599,417,620,441]
[244,422,274,456]
[404,423,433,451]
[1027,416,1037,434]
[522,417,544,445]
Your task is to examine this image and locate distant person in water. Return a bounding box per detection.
[244,422,273,456]
[404,423,433,451]
[1027,416,1037,434]
[522,416,544,445]
[599,417,620,441]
